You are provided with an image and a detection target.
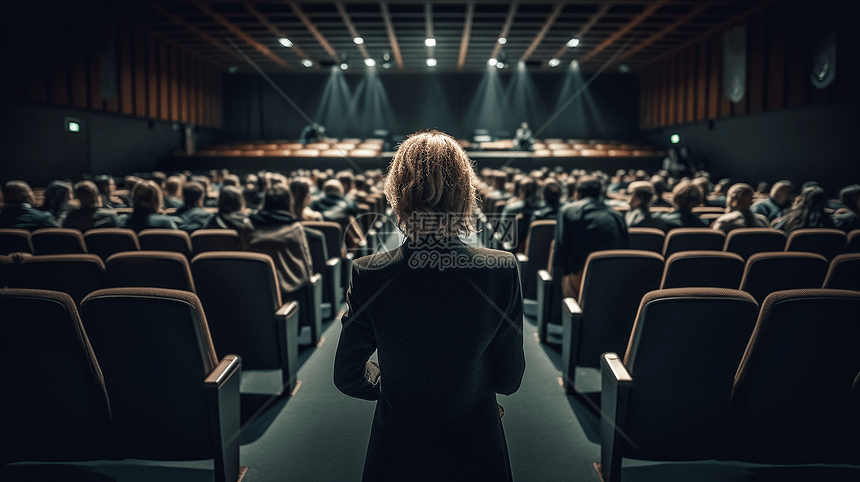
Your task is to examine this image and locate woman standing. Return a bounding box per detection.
[334,130,525,482]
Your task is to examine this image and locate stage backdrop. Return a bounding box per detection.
[221,71,640,143]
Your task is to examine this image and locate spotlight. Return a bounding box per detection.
[228,65,239,73]
[340,62,349,70]
[670,134,680,144]
[278,38,293,48]
[383,53,391,61]
[382,62,392,69]
[425,38,436,47]
[365,58,376,67]
[619,64,630,73]
[488,58,498,67]
[301,59,313,68]
[517,60,525,70]
[570,59,579,70]
[498,37,507,45]
[496,62,504,69]
[567,38,580,48]
[353,37,364,45]
[548,58,560,67]
[426,58,437,67]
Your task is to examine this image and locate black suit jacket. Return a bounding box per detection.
[553,197,629,276]
[334,238,525,481]
[0,205,59,231]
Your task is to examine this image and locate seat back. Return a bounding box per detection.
[628,227,665,253]
[0,228,34,255]
[191,252,283,370]
[785,228,847,260]
[302,221,345,259]
[521,220,556,299]
[138,229,193,258]
[660,251,745,289]
[577,250,664,368]
[304,228,328,276]
[190,229,240,256]
[80,288,219,460]
[723,228,787,260]
[822,253,860,291]
[622,288,759,460]
[31,228,87,255]
[846,229,860,253]
[84,228,140,261]
[106,251,195,292]
[740,252,829,304]
[729,289,860,464]
[663,228,725,258]
[0,288,110,462]
[18,254,108,305]
[0,255,13,288]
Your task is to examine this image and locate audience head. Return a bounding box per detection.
[756,181,770,195]
[218,185,244,214]
[725,183,755,213]
[336,170,355,193]
[132,180,163,213]
[770,180,794,206]
[165,176,183,197]
[839,184,860,214]
[627,181,654,209]
[384,130,477,240]
[672,180,704,211]
[262,184,293,212]
[151,171,167,189]
[691,176,711,197]
[289,178,313,217]
[541,179,562,207]
[2,180,35,207]
[94,175,116,195]
[74,180,101,208]
[574,175,602,200]
[517,176,538,204]
[223,174,241,187]
[182,181,205,208]
[41,180,72,214]
[323,179,345,196]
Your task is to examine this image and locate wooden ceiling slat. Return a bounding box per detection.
[519,2,565,62]
[579,0,669,65]
[335,1,371,59]
[490,2,518,61]
[612,2,713,66]
[192,0,290,69]
[549,1,613,62]
[288,1,341,63]
[380,2,405,70]
[244,0,316,67]
[457,2,474,70]
[146,2,244,64]
[425,2,434,39]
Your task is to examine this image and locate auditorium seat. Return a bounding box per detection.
[1,288,111,463]
[785,228,847,260]
[191,229,240,256]
[822,253,860,291]
[31,228,87,255]
[663,228,726,258]
[516,220,556,317]
[80,288,243,481]
[138,228,193,258]
[723,228,787,260]
[739,252,829,304]
[106,251,196,292]
[846,229,860,253]
[304,228,335,319]
[292,149,320,157]
[350,149,379,157]
[305,142,329,150]
[18,254,108,306]
[559,250,664,393]
[598,288,759,482]
[691,206,725,214]
[302,221,347,300]
[0,255,13,288]
[628,227,665,253]
[190,253,302,395]
[660,251,745,289]
[533,149,552,157]
[728,289,860,465]
[0,228,34,255]
[552,149,580,157]
[84,228,140,261]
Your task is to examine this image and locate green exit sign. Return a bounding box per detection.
[65,117,81,133]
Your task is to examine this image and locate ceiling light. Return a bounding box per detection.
[278,38,293,48]
[383,53,391,61]
[498,38,507,45]
[548,58,560,67]
[517,61,525,70]
[496,62,504,69]
[426,58,437,67]
[382,62,392,69]
[619,64,630,73]
[488,58,498,67]
[365,58,376,67]
[567,38,580,48]
[353,37,364,45]
[425,38,436,47]
[301,59,313,68]
[340,62,349,70]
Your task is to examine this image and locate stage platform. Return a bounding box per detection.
[162,151,665,174]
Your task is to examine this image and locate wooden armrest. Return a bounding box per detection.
[326,257,340,267]
[276,301,299,319]
[204,354,242,389]
[563,297,582,315]
[538,269,552,282]
[601,353,632,384]
[310,273,322,285]
[516,254,528,263]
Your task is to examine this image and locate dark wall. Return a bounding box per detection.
[222,70,640,142]
[645,103,860,195]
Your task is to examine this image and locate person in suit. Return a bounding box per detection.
[625,181,669,232]
[661,180,709,229]
[309,179,361,225]
[552,175,629,300]
[751,180,793,222]
[530,178,562,223]
[174,181,213,232]
[62,180,119,232]
[334,130,525,482]
[0,180,59,230]
[119,180,178,232]
[833,184,860,233]
[203,185,251,231]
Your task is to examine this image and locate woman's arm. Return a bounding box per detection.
[487,264,526,396]
[333,266,380,401]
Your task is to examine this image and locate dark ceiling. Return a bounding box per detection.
[101,1,774,73]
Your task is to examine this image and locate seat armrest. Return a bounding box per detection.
[538,269,552,282]
[276,301,299,320]
[516,253,528,263]
[536,269,554,342]
[601,353,632,384]
[310,273,322,286]
[204,354,242,389]
[600,352,633,482]
[561,297,583,393]
[563,297,582,316]
[326,257,340,268]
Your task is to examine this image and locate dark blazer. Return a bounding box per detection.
[310,193,360,224]
[119,211,178,232]
[334,238,525,482]
[661,210,709,229]
[0,205,59,231]
[176,206,214,232]
[62,206,119,232]
[553,197,629,276]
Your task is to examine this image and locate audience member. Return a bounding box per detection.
[0,180,59,230]
[39,180,74,225]
[711,183,769,233]
[309,179,360,225]
[119,180,178,231]
[773,185,835,233]
[530,179,562,223]
[625,181,669,231]
[94,175,126,208]
[662,180,708,228]
[163,176,184,210]
[203,186,251,231]
[62,180,119,232]
[751,180,794,222]
[290,178,323,221]
[834,184,860,233]
[175,181,213,231]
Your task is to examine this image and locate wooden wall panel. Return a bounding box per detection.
[147,36,158,118]
[676,52,686,124]
[89,50,103,111]
[189,58,198,124]
[179,53,189,123]
[51,61,69,106]
[196,60,205,125]
[159,42,169,120]
[169,48,179,121]
[748,14,766,114]
[134,31,147,117]
[685,47,696,123]
[696,41,708,121]
[667,55,677,125]
[767,20,785,111]
[119,27,133,116]
[659,63,668,126]
[708,37,720,119]
[785,34,806,109]
[71,48,88,108]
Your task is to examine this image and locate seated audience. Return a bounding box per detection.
[0,180,59,230]
[94,175,127,208]
[751,180,793,222]
[39,180,74,225]
[203,186,251,231]
[711,183,769,233]
[834,184,860,233]
[553,175,629,299]
[119,180,178,231]
[310,179,361,225]
[773,185,835,232]
[661,181,709,228]
[530,179,562,223]
[290,178,324,221]
[174,181,213,232]
[163,176,184,210]
[625,181,669,231]
[62,180,119,232]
